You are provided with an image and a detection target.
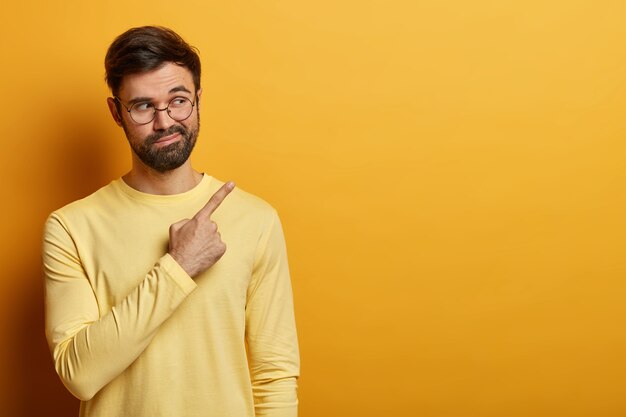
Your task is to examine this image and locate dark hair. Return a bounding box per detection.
[105,26,201,96]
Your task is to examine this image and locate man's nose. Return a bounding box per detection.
[152,108,175,130]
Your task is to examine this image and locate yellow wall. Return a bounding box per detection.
[2,1,626,415]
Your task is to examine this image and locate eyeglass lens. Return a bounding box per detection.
[130,97,194,124]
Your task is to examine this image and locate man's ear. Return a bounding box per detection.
[196,88,202,111]
[107,97,123,127]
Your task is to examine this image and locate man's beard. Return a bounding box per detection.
[125,120,199,173]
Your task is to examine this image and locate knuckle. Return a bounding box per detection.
[171,218,189,228]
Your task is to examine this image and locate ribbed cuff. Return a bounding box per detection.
[159,253,198,295]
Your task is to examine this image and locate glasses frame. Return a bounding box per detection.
[114,94,197,125]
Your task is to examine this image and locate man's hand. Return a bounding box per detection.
[168,182,235,277]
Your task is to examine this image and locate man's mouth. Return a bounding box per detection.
[146,126,186,147]
[153,132,181,147]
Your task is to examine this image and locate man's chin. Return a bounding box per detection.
[134,130,197,172]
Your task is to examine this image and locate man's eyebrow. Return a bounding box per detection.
[126,86,192,106]
[169,86,192,94]
[126,96,153,106]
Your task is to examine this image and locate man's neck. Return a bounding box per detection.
[123,161,203,195]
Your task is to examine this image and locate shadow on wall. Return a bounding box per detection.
[13,103,119,416]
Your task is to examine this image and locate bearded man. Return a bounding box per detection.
[42,26,300,417]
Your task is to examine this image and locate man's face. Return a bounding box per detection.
[107,62,202,173]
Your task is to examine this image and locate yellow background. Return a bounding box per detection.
[2,1,626,416]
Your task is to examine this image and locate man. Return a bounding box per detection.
[42,26,300,417]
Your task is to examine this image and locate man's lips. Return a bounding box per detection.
[153,132,181,147]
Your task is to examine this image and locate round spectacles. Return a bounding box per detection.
[114,96,196,125]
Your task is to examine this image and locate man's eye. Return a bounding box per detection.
[133,102,154,112]
[170,98,188,107]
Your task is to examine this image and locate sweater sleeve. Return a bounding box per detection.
[245,209,300,417]
[42,213,197,401]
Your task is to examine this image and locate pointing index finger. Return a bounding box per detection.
[195,181,235,219]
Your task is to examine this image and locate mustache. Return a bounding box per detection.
[144,125,187,146]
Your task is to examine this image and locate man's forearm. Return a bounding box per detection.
[45,248,196,400]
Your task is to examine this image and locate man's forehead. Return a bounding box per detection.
[118,62,194,99]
